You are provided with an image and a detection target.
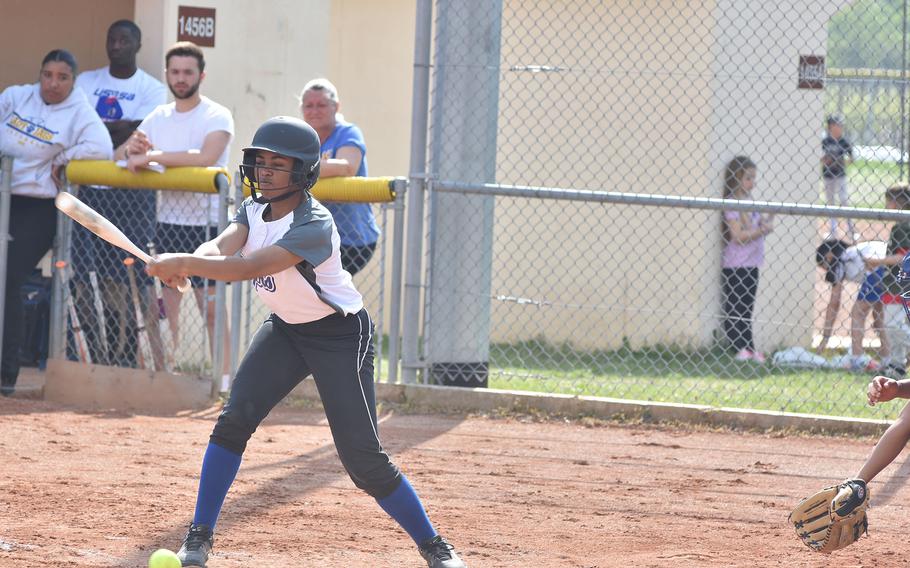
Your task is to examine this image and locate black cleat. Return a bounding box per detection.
[418,535,466,568]
[177,523,213,567]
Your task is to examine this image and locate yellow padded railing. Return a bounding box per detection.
[66,160,229,193]
[244,175,398,203]
[67,161,398,203]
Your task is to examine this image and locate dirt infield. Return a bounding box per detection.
[1,397,909,568]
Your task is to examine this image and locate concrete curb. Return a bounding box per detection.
[30,360,893,437]
[286,381,893,437]
[44,359,212,413]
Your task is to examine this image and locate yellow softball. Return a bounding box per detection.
[148,548,181,568]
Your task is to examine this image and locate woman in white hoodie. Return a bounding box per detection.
[0,49,112,396]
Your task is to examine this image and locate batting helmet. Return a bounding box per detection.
[240,116,321,204]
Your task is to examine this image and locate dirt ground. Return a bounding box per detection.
[1,395,909,568]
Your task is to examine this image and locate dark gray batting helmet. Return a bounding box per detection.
[240,116,321,204]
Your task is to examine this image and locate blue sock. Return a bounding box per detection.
[193,442,242,530]
[376,475,437,545]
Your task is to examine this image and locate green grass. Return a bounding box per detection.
[374,337,895,421]
[480,340,895,420]
[846,158,906,208]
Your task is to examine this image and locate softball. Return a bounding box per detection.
[148,548,181,568]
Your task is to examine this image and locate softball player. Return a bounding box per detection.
[147,116,465,568]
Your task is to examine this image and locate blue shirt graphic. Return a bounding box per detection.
[94,94,124,121]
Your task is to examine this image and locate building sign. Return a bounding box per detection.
[798,55,825,89]
[177,6,216,47]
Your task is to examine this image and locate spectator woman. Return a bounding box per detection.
[0,49,111,395]
[721,155,774,363]
[299,78,380,276]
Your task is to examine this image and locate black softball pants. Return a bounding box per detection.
[210,308,401,499]
[2,196,57,388]
[721,266,759,352]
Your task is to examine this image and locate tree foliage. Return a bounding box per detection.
[828,0,907,69]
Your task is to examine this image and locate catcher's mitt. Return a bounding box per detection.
[788,478,869,553]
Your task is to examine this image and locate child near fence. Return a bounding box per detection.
[814,238,888,372]
[861,182,910,378]
[720,155,774,363]
[821,115,856,241]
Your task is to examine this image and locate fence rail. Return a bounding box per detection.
[10,1,910,424]
[403,0,910,420]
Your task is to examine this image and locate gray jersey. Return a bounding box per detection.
[234,196,363,323]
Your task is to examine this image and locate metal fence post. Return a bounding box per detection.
[0,156,12,374]
[212,172,230,396]
[423,0,502,388]
[229,171,243,378]
[401,0,434,384]
[49,185,73,361]
[387,178,408,383]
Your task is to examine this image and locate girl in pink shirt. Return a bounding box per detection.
[721,156,774,362]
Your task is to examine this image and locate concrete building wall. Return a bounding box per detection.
[487,0,851,352]
[0,0,134,87]
[134,0,333,170]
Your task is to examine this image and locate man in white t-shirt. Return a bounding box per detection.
[73,19,167,370]
[78,21,166,150]
[118,41,234,389]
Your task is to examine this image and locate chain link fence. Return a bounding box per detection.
[401,0,910,418]
[51,170,400,392]
[0,155,400,396]
[49,166,232,392]
[9,1,910,422]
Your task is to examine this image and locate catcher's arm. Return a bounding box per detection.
[857,396,910,483]
[868,376,910,405]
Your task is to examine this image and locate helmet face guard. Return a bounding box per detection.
[240,159,317,204]
[240,116,322,204]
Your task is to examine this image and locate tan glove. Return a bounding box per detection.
[788,478,869,553]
